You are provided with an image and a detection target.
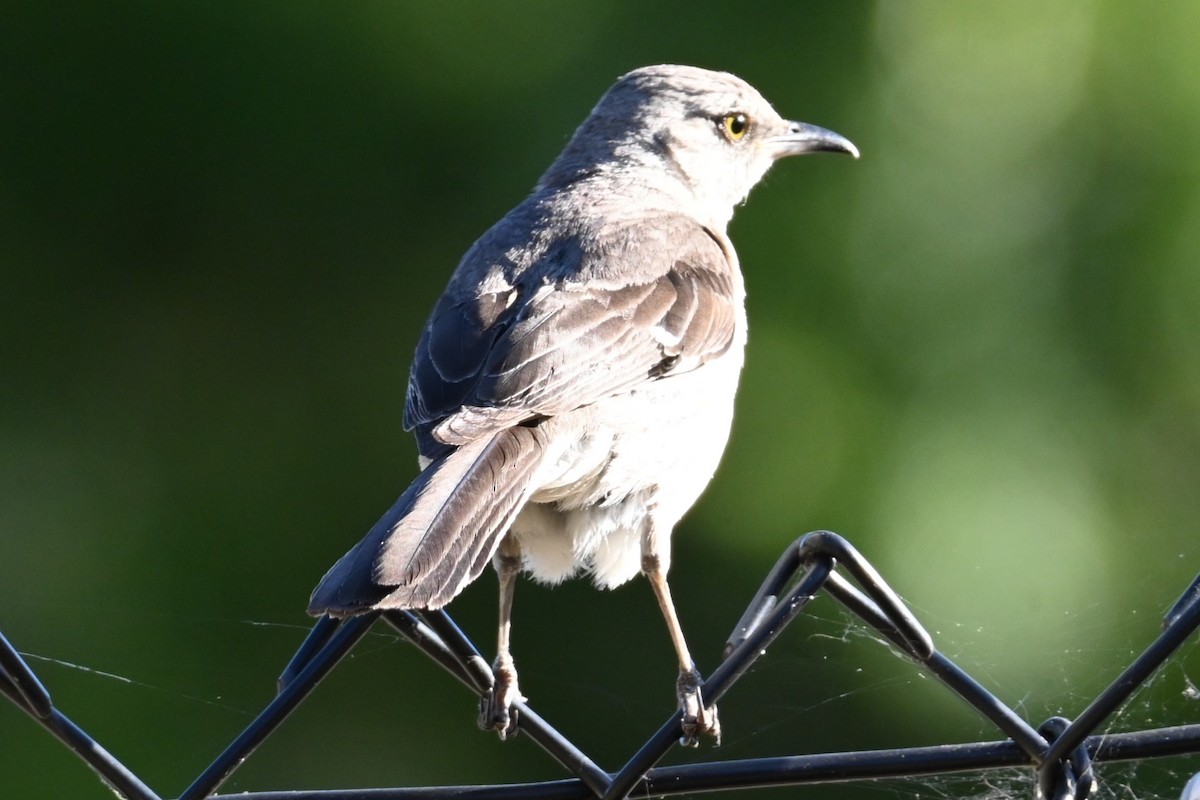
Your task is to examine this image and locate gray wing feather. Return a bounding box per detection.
[412,222,735,448]
[308,425,549,614]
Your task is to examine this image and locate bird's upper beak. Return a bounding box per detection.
[767,121,859,160]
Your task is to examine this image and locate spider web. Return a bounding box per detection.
[2,533,1198,800]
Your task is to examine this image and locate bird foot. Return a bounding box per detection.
[478,658,523,740]
[677,667,720,747]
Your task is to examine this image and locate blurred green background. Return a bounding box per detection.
[2,2,1198,798]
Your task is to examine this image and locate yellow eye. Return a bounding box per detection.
[722,112,749,141]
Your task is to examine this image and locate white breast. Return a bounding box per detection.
[512,293,747,589]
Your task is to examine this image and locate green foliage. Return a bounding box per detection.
[1,2,1197,798]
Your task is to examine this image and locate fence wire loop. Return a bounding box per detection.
[3,531,1199,800]
[724,531,932,660]
[1036,716,1095,800]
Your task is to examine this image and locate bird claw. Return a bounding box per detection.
[478,659,523,740]
[677,667,720,747]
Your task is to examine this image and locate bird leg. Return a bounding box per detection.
[478,532,524,739]
[642,551,720,747]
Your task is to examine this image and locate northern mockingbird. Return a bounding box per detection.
[308,64,857,745]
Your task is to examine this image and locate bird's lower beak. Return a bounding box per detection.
[769,121,859,160]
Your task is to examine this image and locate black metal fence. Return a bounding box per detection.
[4,531,1199,800]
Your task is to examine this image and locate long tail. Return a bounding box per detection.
[308,425,549,614]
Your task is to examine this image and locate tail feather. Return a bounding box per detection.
[308,425,549,615]
[431,442,538,605]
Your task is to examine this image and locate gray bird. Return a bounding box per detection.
[308,64,857,745]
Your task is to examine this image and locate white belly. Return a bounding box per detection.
[511,341,745,589]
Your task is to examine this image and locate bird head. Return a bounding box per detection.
[539,64,859,230]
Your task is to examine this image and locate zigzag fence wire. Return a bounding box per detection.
[3,531,1200,800]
